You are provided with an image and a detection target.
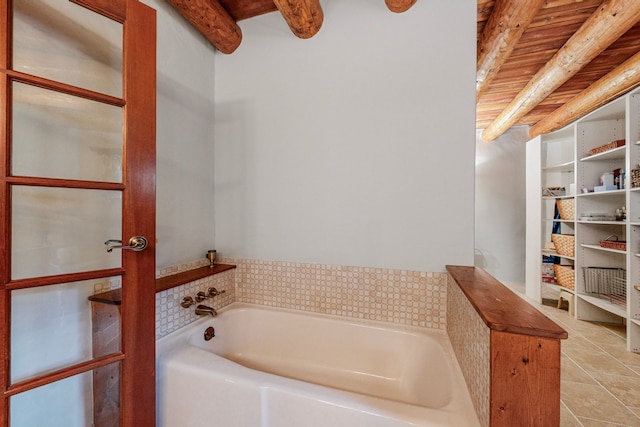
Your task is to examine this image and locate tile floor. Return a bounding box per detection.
[507,284,640,426]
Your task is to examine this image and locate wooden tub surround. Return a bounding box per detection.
[446,266,567,427]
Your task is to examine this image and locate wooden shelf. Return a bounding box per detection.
[155,264,236,292]
[89,263,236,305]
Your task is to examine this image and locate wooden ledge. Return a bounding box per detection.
[89,263,236,305]
[446,265,567,340]
[155,263,236,292]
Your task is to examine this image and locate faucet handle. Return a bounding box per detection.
[180,296,196,308]
[195,291,208,302]
[207,287,226,298]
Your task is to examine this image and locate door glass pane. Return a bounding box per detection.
[10,362,121,427]
[13,0,123,97]
[11,278,122,383]
[12,82,123,183]
[11,186,122,280]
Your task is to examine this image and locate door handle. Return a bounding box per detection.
[105,236,149,253]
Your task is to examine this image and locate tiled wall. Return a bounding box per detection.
[155,258,449,339]
[446,274,490,427]
[155,259,235,339]
[228,258,448,329]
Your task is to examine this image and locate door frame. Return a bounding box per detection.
[0,0,157,425]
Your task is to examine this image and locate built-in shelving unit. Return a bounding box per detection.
[526,85,640,353]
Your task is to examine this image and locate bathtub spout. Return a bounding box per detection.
[195,304,217,317]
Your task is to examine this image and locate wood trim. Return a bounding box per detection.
[6,176,125,191]
[70,0,126,23]
[0,0,10,422]
[446,265,568,339]
[476,0,545,100]
[273,0,323,39]
[5,353,125,397]
[156,264,236,293]
[490,331,562,426]
[384,0,416,13]
[7,70,125,107]
[120,1,156,425]
[6,268,125,290]
[166,0,242,54]
[481,0,640,141]
[530,51,640,137]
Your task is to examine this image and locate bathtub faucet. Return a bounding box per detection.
[195,304,217,317]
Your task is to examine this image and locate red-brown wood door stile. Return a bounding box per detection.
[0,0,156,426]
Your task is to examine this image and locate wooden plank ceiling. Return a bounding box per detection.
[167,0,640,141]
[477,0,640,140]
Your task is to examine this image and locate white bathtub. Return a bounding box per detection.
[156,303,480,427]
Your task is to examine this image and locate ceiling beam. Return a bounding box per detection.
[476,0,545,100]
[530,51,640,137]
[481,0,640,142]
[166,0,242,54]
[273,0,323,39]
[385,0,417,13]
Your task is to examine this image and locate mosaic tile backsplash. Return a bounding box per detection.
[227,258,448,329]
[155,258,449,339]
[155,259,235,339]
[447,274,490,427]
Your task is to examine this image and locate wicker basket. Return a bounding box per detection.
[599,235,626,251]
[542,186,566,197]
[632,169,640,188]
[554,265,575,290]
[556,198,575,220]
[588,139,625,156]
[551,234,575,257]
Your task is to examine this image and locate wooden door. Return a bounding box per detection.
[0,0,156,425]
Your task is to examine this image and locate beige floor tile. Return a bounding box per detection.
[580,329,627,348]
[561,380,640,425]
[562,355,597,384]
[560,402,582,427]
[628,406,640,418]
[577,418,639,426]
[597,343,640,367]
[562,334,605,355]
[599,323,627,339]
[564,348,639,377]
[590,372,640,407]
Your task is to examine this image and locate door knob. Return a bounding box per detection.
[105,236,148,253]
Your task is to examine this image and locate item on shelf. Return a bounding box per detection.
[613,168,626,189]
[594,185,618,192]
[582,267,626,306]
[551,233,575,257]
[579,213,616,221]
[588,139,625,156]
[542,186,565,197]
[615,207,626,221]
[600,172,614,187]
[553,264,575,290]
[632,169,640,188]
[599,235,626,251]
[556,199,575,220]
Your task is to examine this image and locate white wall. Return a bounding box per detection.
[475,126,529,284]
[214,0,477,272]
[149,0,217,270]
